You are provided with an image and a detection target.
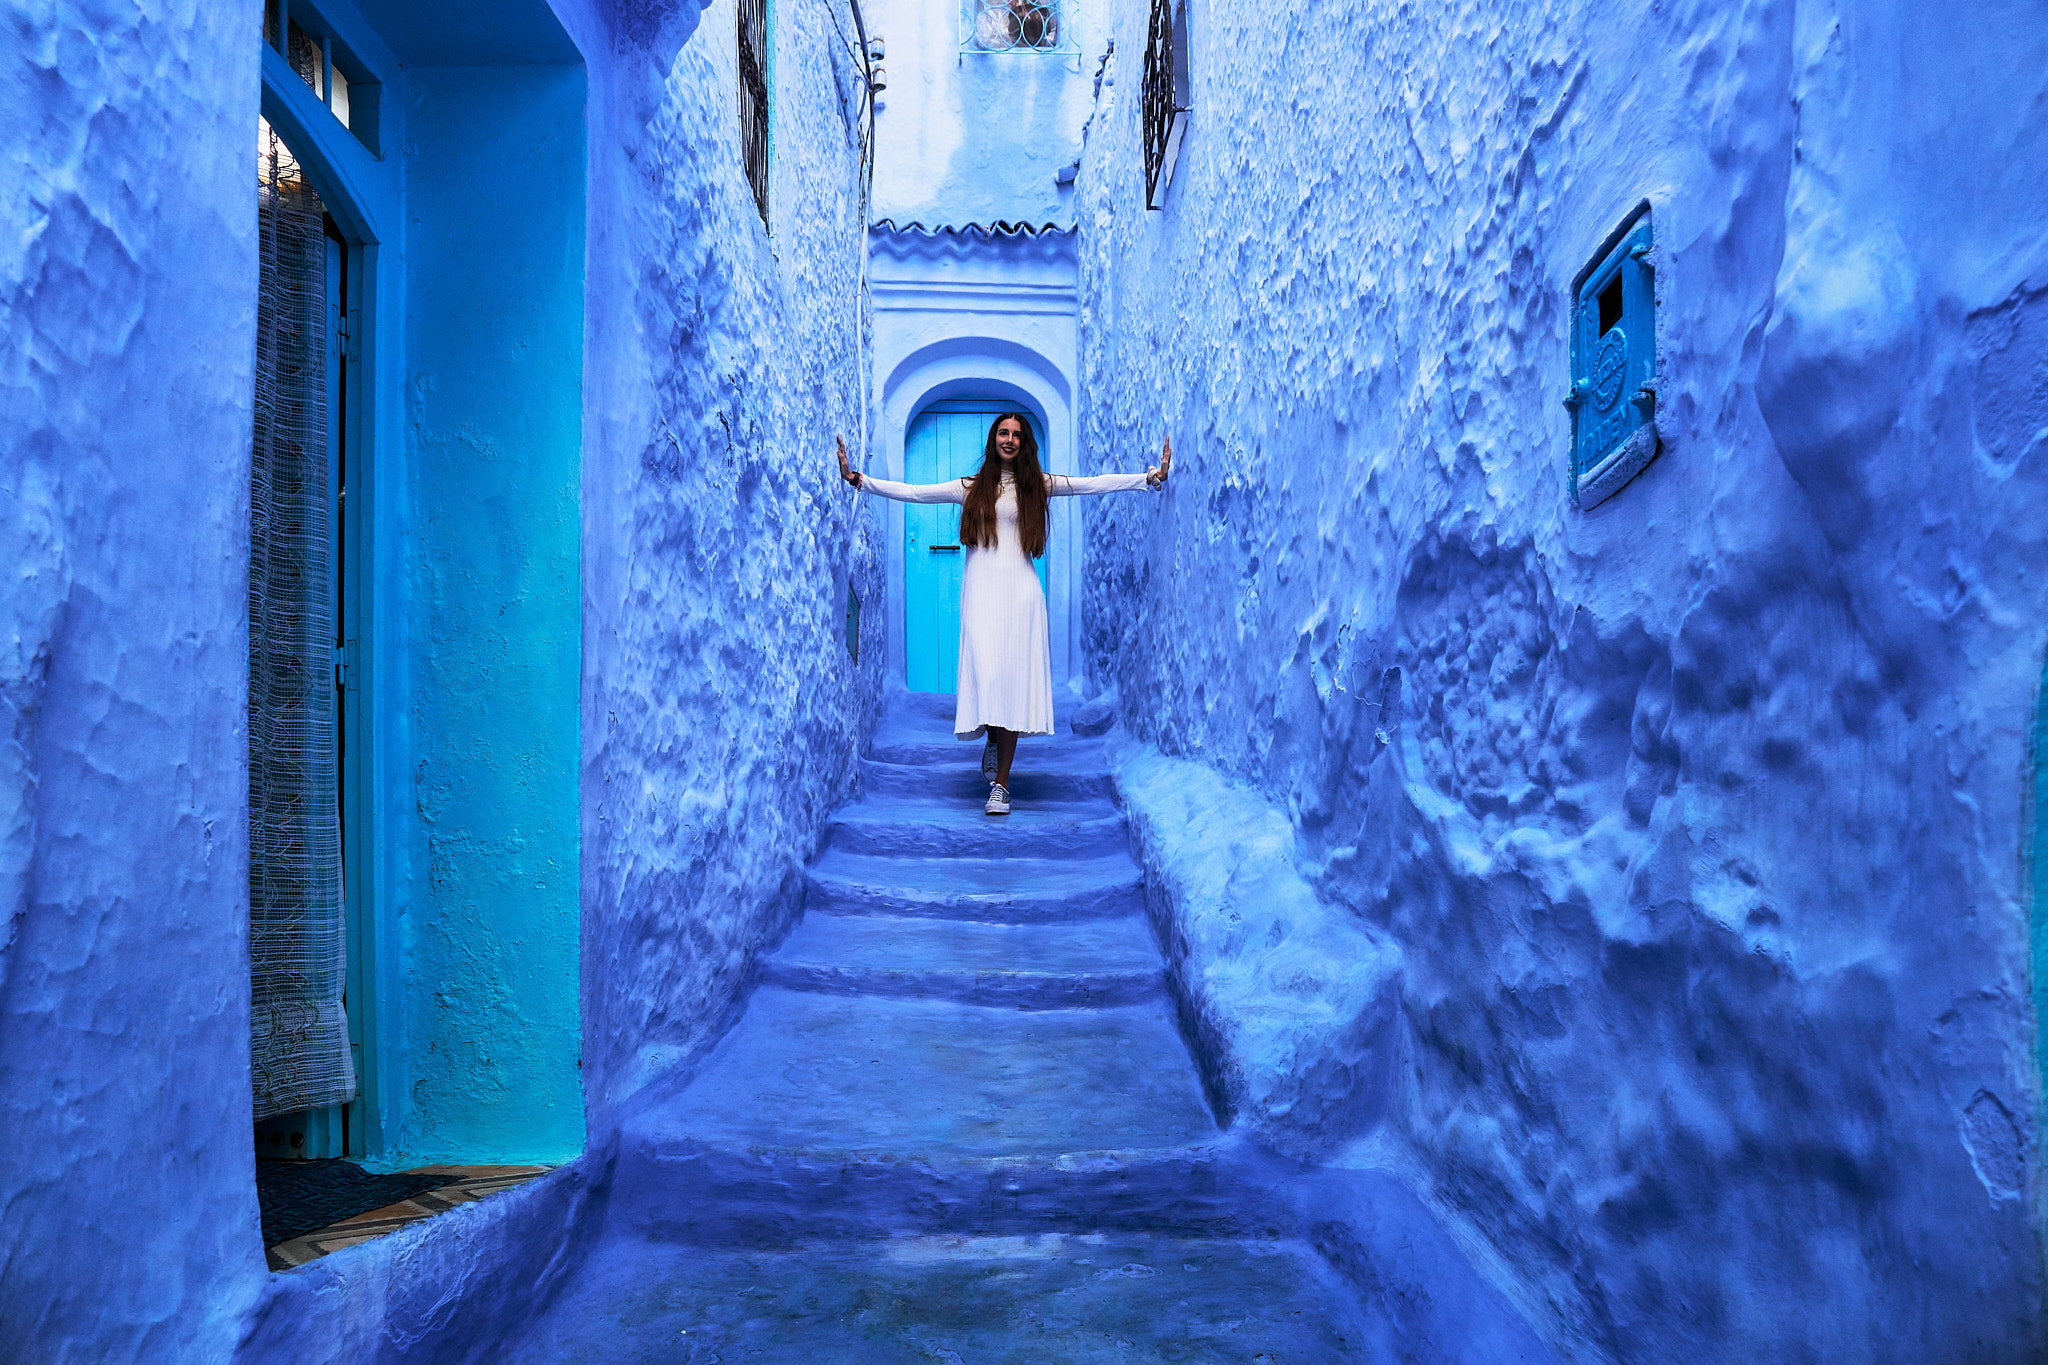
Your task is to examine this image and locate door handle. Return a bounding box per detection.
[929,545,960,554]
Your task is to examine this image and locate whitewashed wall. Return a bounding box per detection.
[865,0,1105,228]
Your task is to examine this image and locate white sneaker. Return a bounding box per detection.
[981,736,998,782]
[984,783,1011,816]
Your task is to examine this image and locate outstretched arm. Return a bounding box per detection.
[834,433,966,504]
[1048,434,1174,496]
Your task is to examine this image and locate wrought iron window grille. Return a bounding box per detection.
[962,0,1071,54]
[738,0,772,224]
[1141,0,1190,209]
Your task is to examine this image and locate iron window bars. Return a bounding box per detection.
[738,0,771,223]
[962,0,1068,53]
[263,0,381,154]
[1142,0,1189,209]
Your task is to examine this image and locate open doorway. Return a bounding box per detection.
[249,119,359,1163]
[246,0,589,1230]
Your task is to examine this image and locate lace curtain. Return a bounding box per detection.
[249,123,354,1122]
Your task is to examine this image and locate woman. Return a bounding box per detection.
[836,414,1171,814]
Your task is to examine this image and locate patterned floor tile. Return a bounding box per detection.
[266,1165,552,1271]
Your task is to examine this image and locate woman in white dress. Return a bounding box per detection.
[836,414,1172,814]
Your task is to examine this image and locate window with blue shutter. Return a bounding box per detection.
[1568,205,1658,507]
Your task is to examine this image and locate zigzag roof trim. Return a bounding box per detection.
[870,219,1074,239]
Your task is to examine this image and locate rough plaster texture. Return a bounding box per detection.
[1073,0,2048,1358]
[235,1161,608,1365]
[577,0,882,1132]
[1113,739,1404,1160]
[0,2,268,1358]
[3,0,878,1356]
[865,0,1103,227]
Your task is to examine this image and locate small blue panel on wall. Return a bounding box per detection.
[1569,207,1657,508]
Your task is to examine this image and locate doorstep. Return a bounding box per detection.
[266,1165,552,1271]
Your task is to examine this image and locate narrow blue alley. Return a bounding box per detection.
[3,1,2046,1362]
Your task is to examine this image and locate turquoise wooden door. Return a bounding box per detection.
[903,402,1049,693]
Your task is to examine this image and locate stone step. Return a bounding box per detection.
[803,850,1146,923]
[611,1134,1265,1245]
[868,729,1107,769]
[631,987,1215,1161]
[828,797,1130,858]
[502,1233,1378,1363]
[861,756,1117,803]
[759,913,1165,1008]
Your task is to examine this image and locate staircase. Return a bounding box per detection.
[503,692,1382,1360]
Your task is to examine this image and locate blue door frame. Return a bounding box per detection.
[261,35,391,1159]
[903,402,1048,694]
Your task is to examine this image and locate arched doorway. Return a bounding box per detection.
[901,400,1052,693]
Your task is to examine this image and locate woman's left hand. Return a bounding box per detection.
[1148,434,1173,488]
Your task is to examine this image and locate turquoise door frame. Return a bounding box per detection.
[259,0,589,1171]
[262,31,396,1160]
[903,402,1049,694]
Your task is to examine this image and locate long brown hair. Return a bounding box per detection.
[960,413,1049,557]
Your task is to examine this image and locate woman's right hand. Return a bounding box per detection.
[835,433,861,489]
[1148,434,1173,488]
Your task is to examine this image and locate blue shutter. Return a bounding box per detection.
[1570,213,1657,507]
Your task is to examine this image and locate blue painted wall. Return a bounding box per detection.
[576,0,882,1131]
[397,63,586,1165]
[3,0,878,1355]
[0,2,267,1357]
[1072,0,2048,1358]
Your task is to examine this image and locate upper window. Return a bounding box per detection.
[738,0,771,223]
[1141,0,1190,209]
[964,0,1068,53]
[264,0,381,155]
[1568,206,1657,507]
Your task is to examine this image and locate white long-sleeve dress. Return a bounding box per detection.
[862,469,1155,738]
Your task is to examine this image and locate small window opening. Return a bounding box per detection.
[265,1,380,151]
[966,0,1063,52]
[737,0,771,225]
[1141,0,1191,210]
[1598,275,1624,335]
[288,19,325,102]
[845,586,861,663]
